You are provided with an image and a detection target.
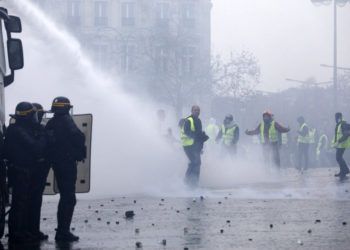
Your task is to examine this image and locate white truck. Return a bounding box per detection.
[0,6,24,238]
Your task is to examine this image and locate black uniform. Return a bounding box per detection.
[27,122,51,238]
[4,119,46,242]
[45,113,85,236]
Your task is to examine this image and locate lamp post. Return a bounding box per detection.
[310,0,349,111]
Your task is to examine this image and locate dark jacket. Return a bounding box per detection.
[4,121,47,167]
[45,114,85,163]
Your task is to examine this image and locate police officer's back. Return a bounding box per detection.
[45,97,85,242]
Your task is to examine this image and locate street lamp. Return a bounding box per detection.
[310,0,350,110]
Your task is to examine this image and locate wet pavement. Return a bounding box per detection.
[1,168,350,250]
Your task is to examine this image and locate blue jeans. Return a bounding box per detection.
[184,146,201,187]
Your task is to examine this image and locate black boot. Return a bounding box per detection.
[55,231,79,242]
[8,232,38,244]
[32,231,49,241]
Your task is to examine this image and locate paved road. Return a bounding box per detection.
[1,168,350,250]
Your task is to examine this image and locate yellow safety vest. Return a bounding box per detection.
[222,125,237,146]
[333,122,350,149]
[181,117,195,147]
[297,123,310,144]
[309,128,316,144]
[260,121,278,144]
[205,124,219,141]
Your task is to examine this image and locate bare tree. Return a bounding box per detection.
[138,26,212,119]
[212,51,260,100]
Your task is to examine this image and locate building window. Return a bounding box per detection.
[155,46,168,73]
[67,0,81,27]
[182,3,195,28]
[95,1,108,27]
[156,2,170,28]
[121,44,136,73]
[121,2,135,26]
[181,46,195,75]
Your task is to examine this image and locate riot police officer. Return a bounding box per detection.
[4,102,47,244]
[27,103,50,241]
[45,97,85,242]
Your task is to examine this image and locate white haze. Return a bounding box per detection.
[3,0,345,200]
[212,0,350,91]
[6,0,186,197]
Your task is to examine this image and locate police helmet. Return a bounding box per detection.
[51,96,72,114]
[14,102,35,121]
[32,103,45,122]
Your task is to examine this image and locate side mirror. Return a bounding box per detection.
[7,39,24,70]
[5,16,22,33]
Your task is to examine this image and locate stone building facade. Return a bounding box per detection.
[34,0,212,112]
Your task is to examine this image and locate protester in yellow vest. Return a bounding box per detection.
[296,116,311,172]
[205,118,219,145]
[245,111,290,168]
[316,131,329,167]
[216,114,239,156]
[180,105,209,187]
[308,127,318,167]
[333,112,350,180]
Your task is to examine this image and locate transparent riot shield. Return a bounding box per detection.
[43,114,92,195]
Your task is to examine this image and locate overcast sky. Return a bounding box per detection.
[211,0,350,91]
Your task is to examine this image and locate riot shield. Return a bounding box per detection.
[43,114,92,194]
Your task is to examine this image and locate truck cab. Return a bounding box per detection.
[0,7,24,128]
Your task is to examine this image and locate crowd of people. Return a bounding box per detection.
[1,97,86,244]
[178,105,350,187]
[3,98,349,245]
